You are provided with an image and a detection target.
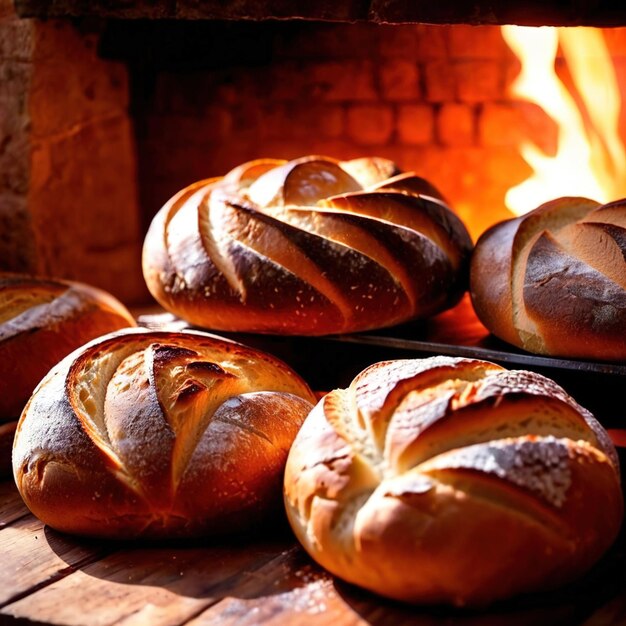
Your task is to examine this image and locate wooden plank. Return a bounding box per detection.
[0,515,109,608]
[186,549,580,626]
[1,536,294,626]
[187,548,366,626]
[189,543,626,626]
[0,510,624,625]
[0,480,29,527]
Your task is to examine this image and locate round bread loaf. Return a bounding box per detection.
[0,273,135,475]
[142,155,472,335]
[0,273,136,420]
[283,356,623,607]
[13,328,316,539]
[470,196,626,359]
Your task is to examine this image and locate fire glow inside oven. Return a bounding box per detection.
[2,2,626,623]
[4,0,626,302]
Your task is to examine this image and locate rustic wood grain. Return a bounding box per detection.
[1,533,295,625]
[0,514,108,609]
[187,548,365,626]
[187,547,608,626]
[1,460,626,626]
[0,479,29,527]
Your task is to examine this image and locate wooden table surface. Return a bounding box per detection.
[2,475,626,626]
[4,300,626,625]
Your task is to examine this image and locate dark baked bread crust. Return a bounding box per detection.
[13,328,316,539]
[0,273,136,422]
[143,156,472,335]
[470,197,626,359]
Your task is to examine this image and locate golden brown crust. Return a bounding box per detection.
[470,196,626,359]
[0,273,136,423]
[283,356,623,606]
[13,328,316,539]
[142,156,473,335]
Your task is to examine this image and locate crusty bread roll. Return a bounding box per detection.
[0,273,135,475]
[142,155,472,335]
[13,328,316,539]
[470,196,626,359]
[284,356,623,607]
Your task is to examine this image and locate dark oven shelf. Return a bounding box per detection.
[137,295,626,431]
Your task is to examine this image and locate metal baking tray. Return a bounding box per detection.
[137,295,626,429]
[335,295,626,374]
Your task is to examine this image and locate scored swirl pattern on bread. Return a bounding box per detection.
[283,356,623,607]
[143,156,473,335]
[0,273,136,419]
[470,196,626,359]
[13,329,316,539]
[0,273,136,475]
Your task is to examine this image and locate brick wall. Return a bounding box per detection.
[2,16,626,301]
[130,21,626,242]
[0,0,35,271]
[0,2,146,303]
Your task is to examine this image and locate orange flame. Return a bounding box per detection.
[502,26,626,216]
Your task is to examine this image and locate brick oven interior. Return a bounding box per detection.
[2,1,626,306]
